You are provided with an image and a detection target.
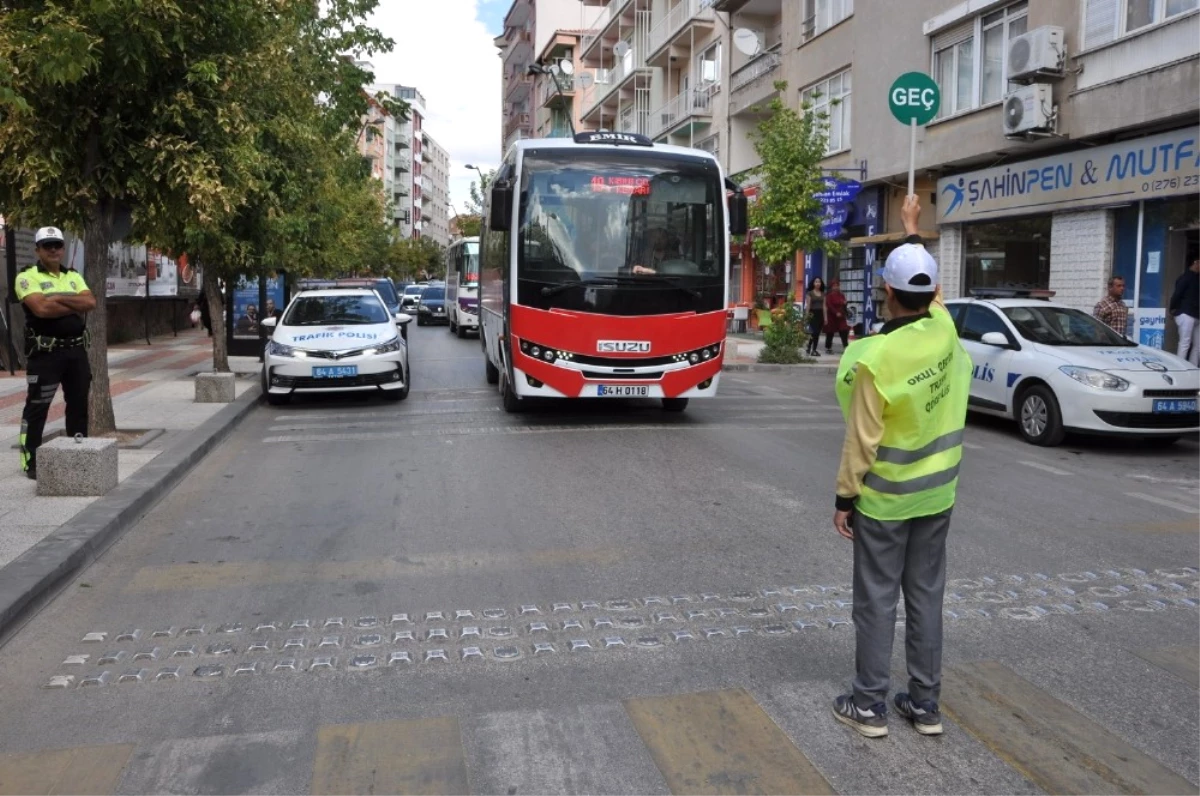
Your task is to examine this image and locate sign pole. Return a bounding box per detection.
[908,118,917,197]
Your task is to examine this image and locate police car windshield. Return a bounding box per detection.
[1002,305,1136,347]
[284,295,390,326]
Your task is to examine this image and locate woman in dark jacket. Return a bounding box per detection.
[804,278,825,357]
[823,279,850,353]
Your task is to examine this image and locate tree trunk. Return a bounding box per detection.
[83,200,117,435]
[203,266,229,372]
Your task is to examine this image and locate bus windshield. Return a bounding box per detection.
[517,149,724,315]
[463,242,479,287]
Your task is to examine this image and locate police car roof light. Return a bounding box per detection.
[969,288,1057,301]
[573,131,654,147]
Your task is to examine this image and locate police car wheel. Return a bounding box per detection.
[1017,385,1065,447]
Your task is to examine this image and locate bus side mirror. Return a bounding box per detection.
[729,194,748,236]
[489,182,513,232]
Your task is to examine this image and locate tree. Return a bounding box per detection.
[455,214,482,238]
[465,170,497,216]
[0,0,396,424]
[385,236,444,282]
[744,81,840,363]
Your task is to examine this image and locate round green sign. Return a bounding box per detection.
[888,72,940,125]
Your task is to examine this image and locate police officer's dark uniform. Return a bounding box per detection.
[16,229,93,478]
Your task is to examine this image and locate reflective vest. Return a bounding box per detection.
[835,311,971,521]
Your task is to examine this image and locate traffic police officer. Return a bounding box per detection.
[15,227,96,479]
[830,195,971,738]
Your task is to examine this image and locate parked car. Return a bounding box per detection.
[261,288,412,405]
[945,290,1199,446]
[416,285,447,326]
[401,283,426,311]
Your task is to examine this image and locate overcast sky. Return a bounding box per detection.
[363,0,511,218]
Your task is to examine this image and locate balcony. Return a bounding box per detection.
[646,0,716,66]
[539,73,575,108]
[581,0,638,65]
[582,45,650,119]
[729,43,782,116]
[648,84,715,139]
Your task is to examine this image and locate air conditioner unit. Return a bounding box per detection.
[1007,26,1064,82]
[1003,84,1054,136]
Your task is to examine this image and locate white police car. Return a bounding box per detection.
[261,288,412,405]
[945,291,1199,446]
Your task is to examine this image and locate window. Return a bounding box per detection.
[932,2,1027,118]
[800,70,852,155]
[963,216,1051,293]
[1085,0,1198,47]
[802,0,854,41]
[960,304,1011,343]
[697,43,721,87]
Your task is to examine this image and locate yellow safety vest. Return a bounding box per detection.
[835,311,971,521]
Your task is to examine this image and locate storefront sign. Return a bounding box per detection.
[815,177,862,240]
[937,127,1200,224]
[1136,308,1167,349]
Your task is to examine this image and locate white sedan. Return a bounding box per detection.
[944,295,1199,446]
[261,288,412,405]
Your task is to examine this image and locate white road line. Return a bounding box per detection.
[1020,460,1073,476]
[1128,473,1200,486]
[793,395,819,403]
[262,422,848,444]
[1126,491,1200,514]
[963,442,983,450]
[757,385,786,395]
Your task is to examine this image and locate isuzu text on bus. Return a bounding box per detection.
[480,131,747,413]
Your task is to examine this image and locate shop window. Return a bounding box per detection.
[963,215,1051,292]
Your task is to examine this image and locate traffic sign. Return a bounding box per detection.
[888,72,940,125]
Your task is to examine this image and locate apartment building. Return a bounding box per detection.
[498,0,590,153]
[367,84,454,247]
[532,31,589,139]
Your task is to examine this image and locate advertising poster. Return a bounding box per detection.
[105,242,188,297]
[232,275,285,339]
[1136,308,1167,350]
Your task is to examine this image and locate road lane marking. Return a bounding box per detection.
[1019,460,1073,476]
[943,660,1195,795]
[624,689,835,795]
[1126,492,1199,514]
[123,549,628,593]
[311,718,468,795]
[0,743,133,795]
[962,442,983,450]
[1128,473,1200,486]
[262,423,847,443]
[1134,645,1200,687]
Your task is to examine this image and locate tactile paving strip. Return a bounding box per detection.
[42,566,1199,690]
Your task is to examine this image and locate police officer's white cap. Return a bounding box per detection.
[34,227,65,244]
[881,243,938,294]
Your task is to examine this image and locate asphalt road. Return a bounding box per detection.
[0,321,1197,795]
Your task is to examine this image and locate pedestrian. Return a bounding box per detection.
[823,279,851,354]
[15,227,97,480]
[1168,256,1199,365]
[831,194,971,739]
[804,277,825,357]
[1093,276,1129,335]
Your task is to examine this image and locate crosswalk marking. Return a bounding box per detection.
[624,689,835,795]
[1135,645,1200,687]
[311,718,469,795]
[1125,491,1200,514]
[943,660,1195,795]
[0,743,133,796]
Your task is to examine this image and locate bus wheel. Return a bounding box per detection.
[449,318,457,334]
[484,343,500,385]
[662,398,689,412]
[456,322,467,339]
[501,369,522,413]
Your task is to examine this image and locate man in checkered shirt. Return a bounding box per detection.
[1093,276,1129,335]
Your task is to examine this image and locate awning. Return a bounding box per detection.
[848,230,941,246]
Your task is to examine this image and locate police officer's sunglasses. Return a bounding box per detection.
[38,242,64,250]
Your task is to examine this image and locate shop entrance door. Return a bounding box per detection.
[1161,228,1198,354]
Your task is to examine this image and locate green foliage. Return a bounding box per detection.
[456,214,482,238]
[747,81,842,268]
[466,169,497,215]
[757,294,809,364]
[386,237,444,282]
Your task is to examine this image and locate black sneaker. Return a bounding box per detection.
[894,692,943,735]
[24,468,36,481]
[832,694,888,738]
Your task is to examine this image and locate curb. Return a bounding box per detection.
[0,385,262,640]
[723,363,840,374]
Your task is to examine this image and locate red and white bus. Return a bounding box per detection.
[480,131,747,413]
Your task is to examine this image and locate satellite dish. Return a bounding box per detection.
[613,40,630,58]
[577,72,594,89]
[558,58,575,76]
[732,29,761,57]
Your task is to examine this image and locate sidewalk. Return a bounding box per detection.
[722,332,848,369]
[0,329,261,632]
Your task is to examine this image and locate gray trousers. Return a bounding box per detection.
[851,508,952,708]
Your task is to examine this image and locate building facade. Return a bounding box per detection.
[498,0,591,153]
[363,84,454,247]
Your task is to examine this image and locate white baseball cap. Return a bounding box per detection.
[34,227,65,245]
[880,243,938,293]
